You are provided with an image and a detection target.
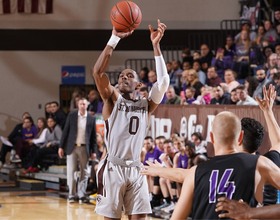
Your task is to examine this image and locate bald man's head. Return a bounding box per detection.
[212,111,241,145]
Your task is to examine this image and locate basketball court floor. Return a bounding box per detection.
[0,179,159,220]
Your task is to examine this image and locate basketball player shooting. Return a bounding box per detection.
[92,19,169,219]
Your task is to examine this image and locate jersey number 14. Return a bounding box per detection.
[209,169,236,203]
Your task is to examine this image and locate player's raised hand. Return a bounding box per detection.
[149,19,167,45]
[112,27,134,39]
[256,84,276,112]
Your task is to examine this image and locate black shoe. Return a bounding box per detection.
[79,197,89,204]
[150,198,161,209]
[68,196,75,203]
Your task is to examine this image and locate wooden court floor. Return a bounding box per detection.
[0,180,159,220]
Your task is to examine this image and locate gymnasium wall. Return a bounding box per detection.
[152,105,280,156]
[2,0,240,29]
[0,0,240,136]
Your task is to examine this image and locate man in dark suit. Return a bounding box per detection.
[58,97,97,204]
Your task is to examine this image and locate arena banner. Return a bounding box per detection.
[61,65,85,85]
[150,105,280,156]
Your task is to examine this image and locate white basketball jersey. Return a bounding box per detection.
[104,94,149,160]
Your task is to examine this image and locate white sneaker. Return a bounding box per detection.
[10,154,21,163]
[153,200,170,211]
[161,202,176,213]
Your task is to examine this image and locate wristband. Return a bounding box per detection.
[107,34,121,49]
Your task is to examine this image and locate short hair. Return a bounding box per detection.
[51,101,59,106]
[231,88,237,93]
[155,135,166,140]
[144,136,153,142]
[191,132,203,141]
[186,86,196,93]
[164,139,173,144]
[255,66,265,72]
[241,117,264,153]
[77,97,88,103]
[24,116,34,125]
[225,69,238,79]
[208,66,217,72]
[235,84,246,91]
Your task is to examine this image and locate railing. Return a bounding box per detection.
[125,58,155,73]
[220,19,242,31]
[162,46,185,63]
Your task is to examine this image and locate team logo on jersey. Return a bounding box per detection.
[117,101,147,113]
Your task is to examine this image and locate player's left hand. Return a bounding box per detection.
[149,19,167,45]
[140,160,162,176]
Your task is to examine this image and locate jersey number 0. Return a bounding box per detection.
[129,116,139,135]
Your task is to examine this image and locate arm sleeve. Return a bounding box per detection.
[51,125,62,146]
[32,128,47,145]
[148,55,170,104]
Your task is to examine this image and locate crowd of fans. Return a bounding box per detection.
[136,10,280,107]
[0,88,103,170]
[0,89,104,200]
[141,133,208,218]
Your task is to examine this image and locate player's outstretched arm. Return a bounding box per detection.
[256,85,280,153]
[141,160,188,183]
[148,19,170,113]
[92,28,133,101]
[216,197,280,219]
[171,166,196,220]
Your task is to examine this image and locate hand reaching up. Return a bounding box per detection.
[149,19,167,46]
[256,84,276,112]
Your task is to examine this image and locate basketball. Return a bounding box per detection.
[110,1,142,32]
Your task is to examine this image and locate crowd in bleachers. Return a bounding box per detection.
[0,89,104,200]
[0,101,67,171]
[0,88,103,170]
[135,10,280,107]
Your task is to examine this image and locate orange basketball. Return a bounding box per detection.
[110,1,142,32]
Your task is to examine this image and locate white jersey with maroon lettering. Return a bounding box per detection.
[104,94,149,160]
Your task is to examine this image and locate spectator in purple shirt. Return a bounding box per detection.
[11,116,38,165]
